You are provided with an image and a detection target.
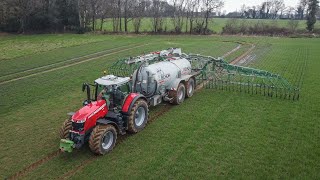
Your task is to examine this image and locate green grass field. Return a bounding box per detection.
[96,18,320,33]
[0,34,319,179]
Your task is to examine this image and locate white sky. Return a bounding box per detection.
[222,0,300,13]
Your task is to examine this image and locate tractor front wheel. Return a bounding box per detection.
[59,119,72,139]
[127,99,149,133]
[89,124,117,155]
[170,83,186,105]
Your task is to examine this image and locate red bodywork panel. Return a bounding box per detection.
[122,93,139,113]
[72,100,108,132]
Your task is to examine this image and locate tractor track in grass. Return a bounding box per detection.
[0,44,148,85]
[0,44,138,81]
[230,43,256,65]
[8,150,62,180]
[8,41,254,180]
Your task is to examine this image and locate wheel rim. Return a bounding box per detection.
[188,82,194,94]
[178,88,184,101]
[135,107,146,126]
[102,131,114,150]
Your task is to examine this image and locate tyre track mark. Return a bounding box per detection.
[0,44,138,80]
[8,150,61,180]
[230,43,256,65]
[0,44,147,85]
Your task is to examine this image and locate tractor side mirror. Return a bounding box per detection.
[82,83,86,92]
[81,83,91,102]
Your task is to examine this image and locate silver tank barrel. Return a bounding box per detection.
[133,58,191,97]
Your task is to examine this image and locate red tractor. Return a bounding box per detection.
[59,76,150,155]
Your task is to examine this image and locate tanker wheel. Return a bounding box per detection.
[59,119,72,139]
[89,124,117,155]
[127,99,149,133]
[170,83,186,105]
[186,78,195,98]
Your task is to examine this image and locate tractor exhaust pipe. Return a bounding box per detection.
[82,83,91,103]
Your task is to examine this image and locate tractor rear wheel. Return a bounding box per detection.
[127,99,149,133]
[89,124,117,155]
[186,78,195,98]
[59,119,72,139]
[170,83,186,105]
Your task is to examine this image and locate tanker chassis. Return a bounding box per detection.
[59,48,198,155]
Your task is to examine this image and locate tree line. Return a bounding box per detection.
[0,0,318,34]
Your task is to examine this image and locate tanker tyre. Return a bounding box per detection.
[171,83,186,105]
[59,119,72,139]
[186,78,195,98]
[89,125,117,155]
[127,99,149,133]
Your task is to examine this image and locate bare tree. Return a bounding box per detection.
[12,0,38,33]
[265,0,272,18]
[286,6,295,19]
[97,0,110,31]
[271,0,284,19]
[88,0,100,31]
[288,19,299,32]
[186,0,198,33]
[151,0,165,33]
[296,0,308,19]
[279,3,286,18]
[124,0,135,32]
[132,0,146,33]
[260,2,266,18]
[109,0,120,32]
[171,0,186,33]
[202,0,224,34]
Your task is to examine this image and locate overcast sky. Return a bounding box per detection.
[222,0,300,13]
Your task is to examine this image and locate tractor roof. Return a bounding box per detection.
[95,75,130,86]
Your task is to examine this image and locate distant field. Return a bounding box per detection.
[96,18,320,33]
[0,34,319,179]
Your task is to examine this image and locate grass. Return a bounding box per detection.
[0,34,319,179]
[96,18,320,33]
[0,34,129,60]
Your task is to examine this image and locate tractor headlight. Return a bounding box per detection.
[76,119,86,123]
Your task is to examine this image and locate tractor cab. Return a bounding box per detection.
[94,75,131,109]
[82,75,131,110]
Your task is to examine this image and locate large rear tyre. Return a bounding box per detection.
[186,78,195,98]
[170,83,186,105]
[59,119,72,139]
[89,125,117,155]
[127,99,149,133]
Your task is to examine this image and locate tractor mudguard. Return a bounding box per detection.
[67,112,75,117]
[170,75,193,91]
[96,118,121,134]
[122,93,147,115]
